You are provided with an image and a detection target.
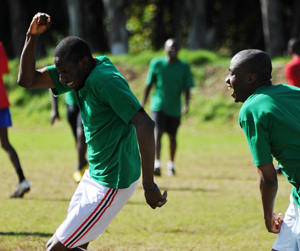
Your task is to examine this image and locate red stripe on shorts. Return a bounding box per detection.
[63,188,117,247]
[69,189,119,248]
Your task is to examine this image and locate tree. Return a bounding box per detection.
[260,0,285,57]
[66,0,83,38]
[184,0,207,50]
[65,0,109,53]
[7,0,28,58]
[102,0,129,54]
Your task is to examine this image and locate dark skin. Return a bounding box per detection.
[225,51,282,244]
[19,13,167,251]
[141,38,191,164]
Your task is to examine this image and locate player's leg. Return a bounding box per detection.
[0,127,25,182]
[73,111,88,183]
[165,116,180,176]
[46,234,89,251]
[51,172,138,249]
[76,112,87,169]
[66,104,78,141]
[151,111,165,176]
[0,108,30,197]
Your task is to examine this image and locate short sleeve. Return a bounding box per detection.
[98,78,142,123]
[239,120,273,166]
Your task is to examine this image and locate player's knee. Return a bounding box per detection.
[1,141,12,151]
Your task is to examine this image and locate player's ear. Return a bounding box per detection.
[247,73,257,84]
[80,56,90,69]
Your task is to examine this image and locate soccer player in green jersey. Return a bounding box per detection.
[226,49,300,251]
[18,13,167,251]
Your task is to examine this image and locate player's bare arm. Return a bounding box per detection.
[257,163,282,233]
[18,13,54,89]
[182,89,191,115]
[130,109,167,209]
[49,90,60,125]
[141,84,153,107]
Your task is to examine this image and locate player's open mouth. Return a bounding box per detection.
[227,84,235,98]
[66,81,74,87]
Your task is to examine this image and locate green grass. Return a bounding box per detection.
[0,107,292,250]
[0,49,293,250]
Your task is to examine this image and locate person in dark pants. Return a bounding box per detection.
[141,38,194,176]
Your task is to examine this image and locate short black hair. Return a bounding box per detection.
[235,49,272,81]
[54,36,93,64]
[288,38,300,55]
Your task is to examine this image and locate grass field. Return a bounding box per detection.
[0,107,293,251]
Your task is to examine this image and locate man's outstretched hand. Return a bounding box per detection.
[27,12,51,36]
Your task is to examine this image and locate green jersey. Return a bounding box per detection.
[239,84,300,207]
[146,57,194,117]
[46,56,142,189]
[65,91,77,106]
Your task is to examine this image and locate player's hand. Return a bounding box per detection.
[265,212,283,233]
[50,110,60,125]
[27,13,51,35]
[181,103,189,115]
[144,186,167,209]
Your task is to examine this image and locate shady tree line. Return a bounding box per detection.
[0,0,299,59]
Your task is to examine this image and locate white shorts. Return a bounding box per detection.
[273,194,300,251]
[56,171,138,248]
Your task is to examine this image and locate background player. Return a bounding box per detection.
[141,38,194,176]
[0,41,30,198]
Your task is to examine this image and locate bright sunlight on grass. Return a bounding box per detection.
[0,50,292,250]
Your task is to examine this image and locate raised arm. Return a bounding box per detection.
[257,163,282,233]
[18,13,54,89]
[129,109,167,209]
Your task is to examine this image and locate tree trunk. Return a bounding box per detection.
[80,0,109,53]
[260,0,285,57]
[7,0,28,58]
[66,0,83,37]
[102,0,128,55]
[185,0,207,50]
[290,0,300,39]
[172,0,186,46]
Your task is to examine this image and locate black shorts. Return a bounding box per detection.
[151,111,180,137]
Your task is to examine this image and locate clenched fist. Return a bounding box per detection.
[27,12,51,36]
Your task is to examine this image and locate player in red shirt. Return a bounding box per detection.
[284,38,300,88]
[0,41,30,198]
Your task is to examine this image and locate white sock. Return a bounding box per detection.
[154,159,161,168]
[167,161,175,169]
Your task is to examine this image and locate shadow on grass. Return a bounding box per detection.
[0,231,52,237]
[137,187,216,192]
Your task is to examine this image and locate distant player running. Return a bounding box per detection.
[0,41,30,198]
[18,13,167,251]
[226,49,300,251]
